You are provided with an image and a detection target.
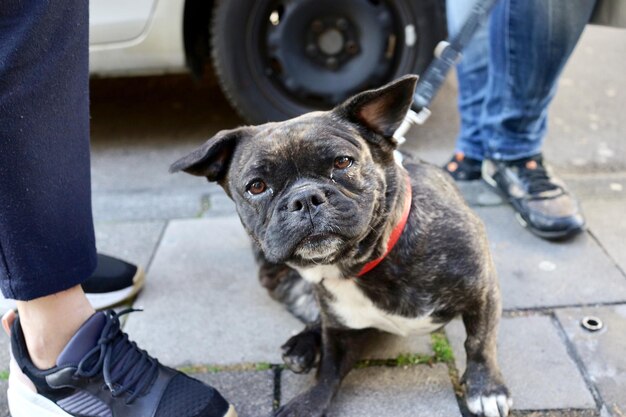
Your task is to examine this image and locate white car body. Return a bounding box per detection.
[89,0,187,76]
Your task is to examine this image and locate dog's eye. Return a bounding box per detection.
[334,156,353,170]
[247,180,267,195]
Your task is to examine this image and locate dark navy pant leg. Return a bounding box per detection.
[0,0,97,300]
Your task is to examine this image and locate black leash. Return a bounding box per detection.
[394,0,501,143]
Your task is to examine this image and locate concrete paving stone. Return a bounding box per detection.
[90,137,194,192]
[0,380,7,417]
[555,305,626,417]
[564,173,626,203]
[456,181,505,207]
[92,189,206,221]
[542,26,626,174]
[361,331,432,360]
[474,206,626,310]
[281,364,461,417]
[94,220,166,270]
[581,199,626,273]
[510,411,597,417]
[402,75,459,167]
[123,217,304,366]
[201,193,237,217]
[445,316,596,411]
[0,337,9,376]
[194,370,275,417]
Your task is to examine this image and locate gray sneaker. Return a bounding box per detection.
[482,154,585,240]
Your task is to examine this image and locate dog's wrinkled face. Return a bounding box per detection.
[225,118,383,264]
[171,76,418,266]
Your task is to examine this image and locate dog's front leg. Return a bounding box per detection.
[461,285,512,417]
[276,326,374,417]
[254,248,320,324]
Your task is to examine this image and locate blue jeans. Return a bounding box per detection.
[0,0,97,300]
[447,0,596,161]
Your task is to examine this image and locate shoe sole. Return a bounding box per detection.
[225,404,239,417]
[87,266,146,310]
[8,373,73,417]
[8,372,238,417]
[481,168,585,240]
[513,212,585,240]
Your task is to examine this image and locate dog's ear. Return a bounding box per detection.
[169,127,251,181]
[335,75,418,139]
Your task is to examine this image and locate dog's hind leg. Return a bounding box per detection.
[461,276,512,417]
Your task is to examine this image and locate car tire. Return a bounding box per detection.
[211,0,446,124]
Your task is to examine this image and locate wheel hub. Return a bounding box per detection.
[264,0,396,104]
[304,17,360,70]
[318,28,344,56]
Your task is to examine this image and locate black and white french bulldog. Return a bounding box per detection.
[171,76,511,417]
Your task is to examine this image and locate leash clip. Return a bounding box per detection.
[393,108,432,145]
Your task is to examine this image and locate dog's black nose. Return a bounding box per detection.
[288,188,327,215]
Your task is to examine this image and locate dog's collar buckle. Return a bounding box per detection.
[357,174,412,277]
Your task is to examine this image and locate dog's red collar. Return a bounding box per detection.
[357,174,412,277]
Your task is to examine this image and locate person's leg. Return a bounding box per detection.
[1,2,235,415]
[15,287,94,369]
[482,0,596,160]
[480,0,596,239]
[0,1,96,302]
[0,0,97,367]
[447,0,490,161]
[0,0,143,313]
[444,0,490,180]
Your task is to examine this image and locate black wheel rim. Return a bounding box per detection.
[245,0,422,115]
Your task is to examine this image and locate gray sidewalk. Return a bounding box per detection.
[1,25,625,417]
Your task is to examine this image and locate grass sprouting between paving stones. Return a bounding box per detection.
[432,332,454,363]
[177,332,459,375]
[178,362,273,374]
[356,331,456,368]
[0,370,8,381]
[254,362,272,371]
[196,196,211,218]
[431,331,465,399]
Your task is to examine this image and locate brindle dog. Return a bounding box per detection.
[171,76,511,417]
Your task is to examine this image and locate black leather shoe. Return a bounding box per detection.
[482,154,585,240]
[82,254,145,310]
[6,309,237,417]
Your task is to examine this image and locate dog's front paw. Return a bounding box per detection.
[281,331,320,374]
[466,392,512,417]
[464,366,512,417]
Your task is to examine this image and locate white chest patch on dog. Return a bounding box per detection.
[296,264,342,285]
[295,265,440,337]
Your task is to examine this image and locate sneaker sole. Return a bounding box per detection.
[87,266,146,310]
[514,212,585,240]
[225,404,239,417]
[8,373,72,417]
[481,168,585,240]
